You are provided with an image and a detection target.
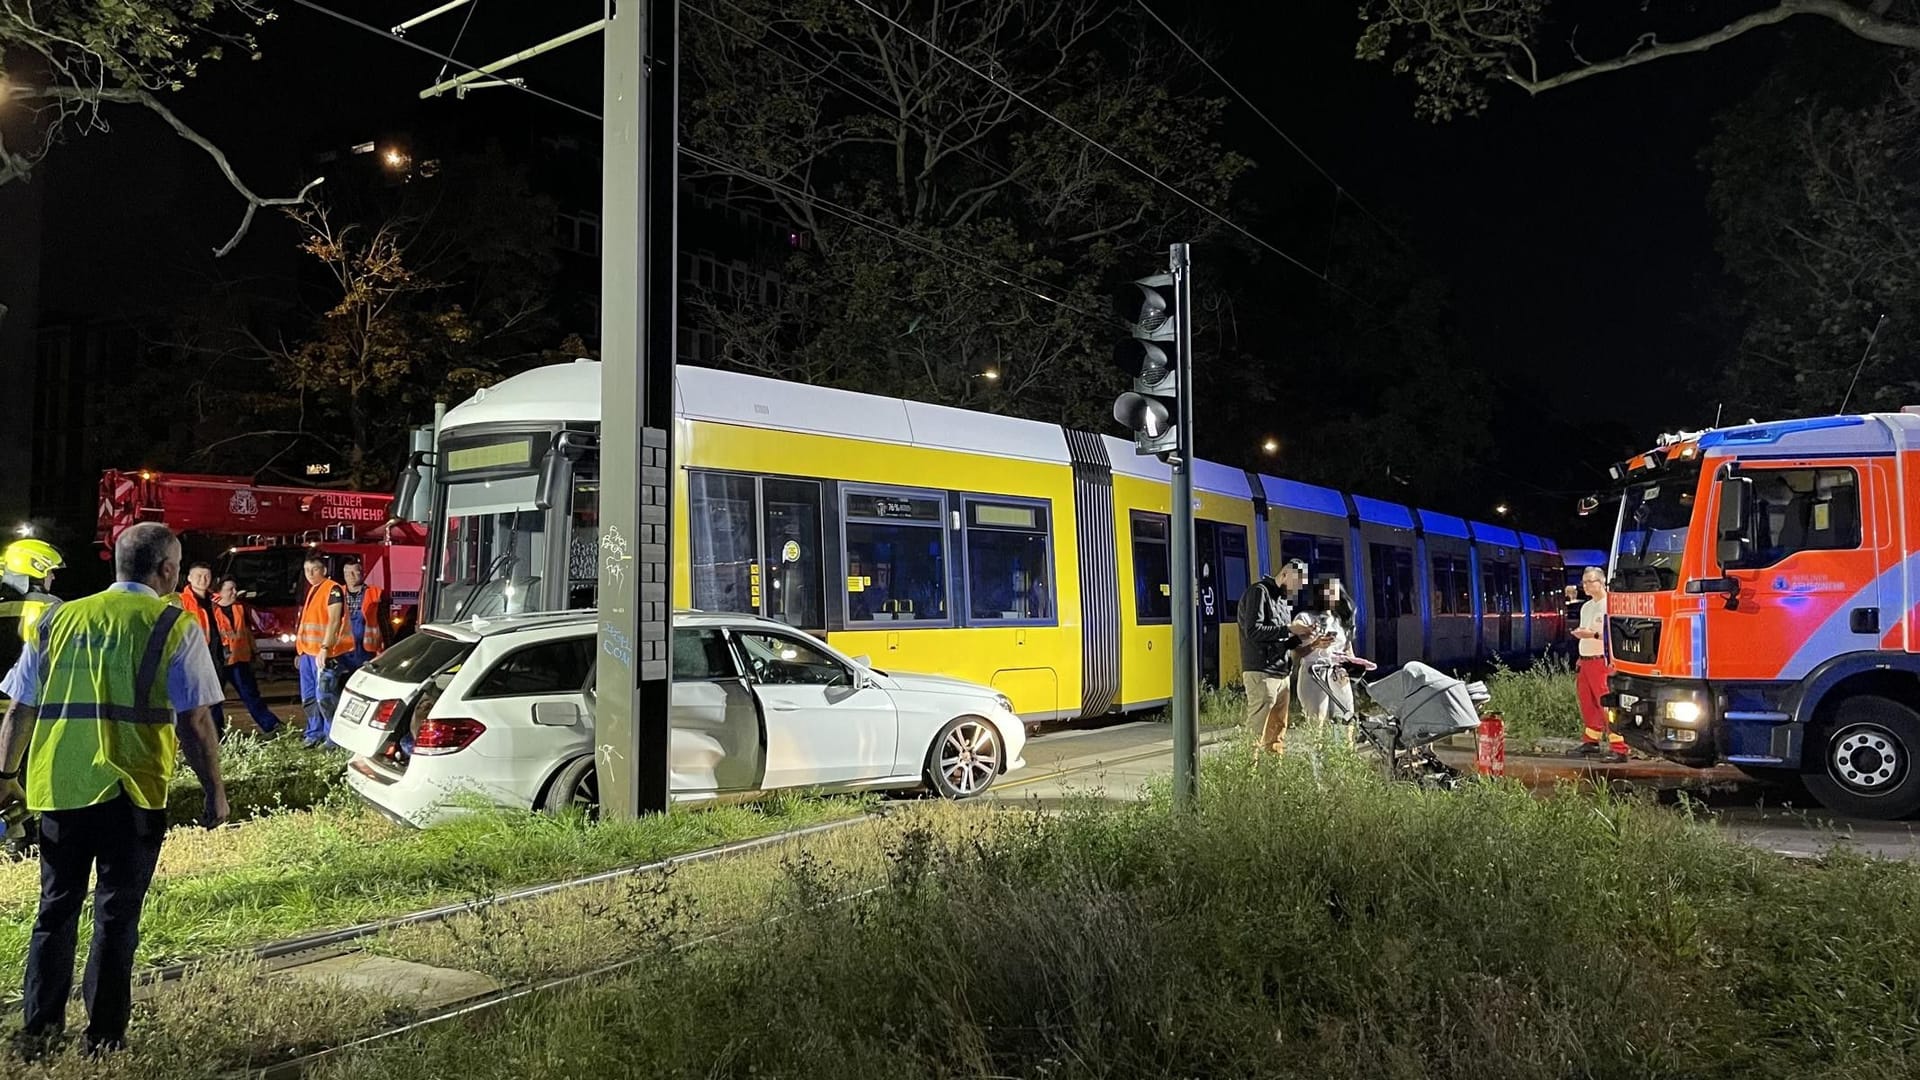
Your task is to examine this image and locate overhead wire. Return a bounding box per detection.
[679,146,1102,321]
[839,0,1349,297]
[432,0,483,83]
[1131,0,1410,252]
[288,0,603,122]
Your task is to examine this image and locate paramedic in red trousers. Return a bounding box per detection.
[1570,566,1629,761]
[0,522,227,1059]
[173,562,227,737]
[338,558,388,682]
[295,555,349,749]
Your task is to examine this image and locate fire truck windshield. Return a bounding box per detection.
[1612,464,1701,593]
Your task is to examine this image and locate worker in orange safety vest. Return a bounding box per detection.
[294,555,349,749]
[338,559,389,687]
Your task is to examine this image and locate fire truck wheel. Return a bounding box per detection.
[1803,695,1920,820]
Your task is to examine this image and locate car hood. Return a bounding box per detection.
[875,669,997,699]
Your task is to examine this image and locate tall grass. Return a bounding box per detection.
[0,791,868,994]
[1485,654,1582,747]
[304,753,1920,1080]
[163,736,348,827]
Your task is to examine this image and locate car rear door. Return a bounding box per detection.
[457,634,596,766]
[731,628,897,787]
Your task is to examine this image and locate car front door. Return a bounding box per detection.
[670,626,763,794]
[731,629,897,787]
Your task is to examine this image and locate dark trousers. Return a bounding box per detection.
[22,794,167,1047]
[224,662,280,734]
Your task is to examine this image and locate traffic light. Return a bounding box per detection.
[1112,271,1180,458]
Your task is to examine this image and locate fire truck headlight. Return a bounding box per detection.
[278,633,296,645]
[1664,700,1703,725]
[1661,728,1700,744]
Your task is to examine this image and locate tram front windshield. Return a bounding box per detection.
[433,473,553,620]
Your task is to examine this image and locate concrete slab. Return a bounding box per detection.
[278,954,501,1010]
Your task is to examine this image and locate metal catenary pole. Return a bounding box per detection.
[596,0,677,817]
[1169,241,1199,808]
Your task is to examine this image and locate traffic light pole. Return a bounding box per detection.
[1168,242,1199,809]
[597,0,676,818]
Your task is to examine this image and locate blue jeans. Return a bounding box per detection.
[296,654,339,747]
[224,663,280,734]
[22,795,167,1049]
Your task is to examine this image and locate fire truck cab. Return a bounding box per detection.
[1603,411,1920,818]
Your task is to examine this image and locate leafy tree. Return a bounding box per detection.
[1354,0,1920,121]
[1705,56,1920,418]
[157,150,577,487]
[1,0,315,253]
[681,0,1255,429]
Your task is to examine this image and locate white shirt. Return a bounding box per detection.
[1579,596,1606,658]
[0,582,226,713]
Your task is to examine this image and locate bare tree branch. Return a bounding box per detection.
[16,84,321,255]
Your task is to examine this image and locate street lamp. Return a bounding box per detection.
[384,148,411,170]
[972,369,999,382]
[1261,437,1279,455]
[1494,503,1510,517]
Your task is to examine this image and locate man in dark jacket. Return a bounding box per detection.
[1238,558,1314,757]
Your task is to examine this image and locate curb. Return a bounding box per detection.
[1432,746,1748,787]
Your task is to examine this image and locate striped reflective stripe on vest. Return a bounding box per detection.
[34,606,182,726]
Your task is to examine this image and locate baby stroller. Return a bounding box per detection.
[1307,656,1488,789]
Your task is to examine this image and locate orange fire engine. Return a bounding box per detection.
[1601,411,1920,818]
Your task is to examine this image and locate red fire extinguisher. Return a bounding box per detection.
[1476,713,1507,777]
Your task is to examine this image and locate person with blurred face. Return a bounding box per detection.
[173,563,225,736]
[211,577,283,736]
[337,559,388,686]
[294,556,348,749]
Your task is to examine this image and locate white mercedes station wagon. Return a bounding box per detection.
[335,610,1027,826]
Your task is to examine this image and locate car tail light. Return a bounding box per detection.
[368,699,402,730]
[413,717,485,756]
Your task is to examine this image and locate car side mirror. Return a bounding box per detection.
[533,701,584,727]
[850,654,871,668]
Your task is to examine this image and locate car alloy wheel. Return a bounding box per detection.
[937,719,1000,797]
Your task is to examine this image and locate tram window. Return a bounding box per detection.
[1132,513,1172,623]
[964,500,1053,622]
[1281,534,1346,585]
[763,479,825,630]
[1430,556,1453,615]
[689,472,758,615]
[1219,527,1250,605]
[567,470,601,610]
[844,489,949,624]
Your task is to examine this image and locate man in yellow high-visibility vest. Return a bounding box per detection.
[0,523,227,1059]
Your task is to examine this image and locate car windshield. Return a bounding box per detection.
[433,473,551,621]
[1612,465,1701,593]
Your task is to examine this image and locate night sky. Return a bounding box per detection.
[27,0,1803,547]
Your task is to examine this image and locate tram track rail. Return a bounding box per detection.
[130,812,881,991]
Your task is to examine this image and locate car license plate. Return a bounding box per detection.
[338,694,371,725]
[260,651,277,662]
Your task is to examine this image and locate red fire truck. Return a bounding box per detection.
[97,470,426,671]
[1600,413,1920,818]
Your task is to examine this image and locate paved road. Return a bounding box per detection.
[1000,720,1920,861]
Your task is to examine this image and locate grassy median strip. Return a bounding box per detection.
[0,789,870,996]
[301,752,1920,1080]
